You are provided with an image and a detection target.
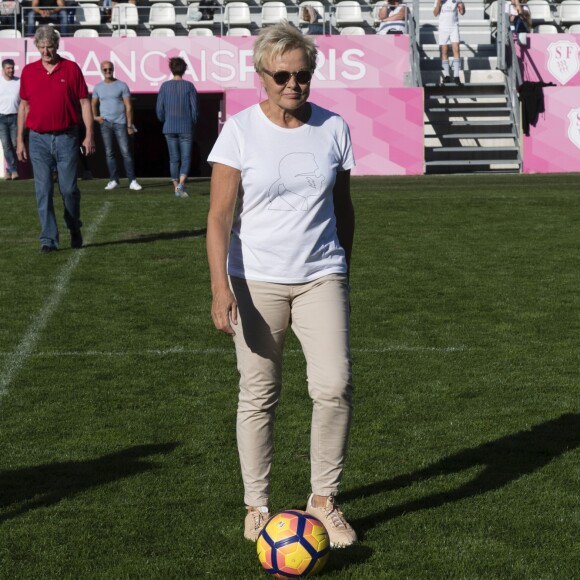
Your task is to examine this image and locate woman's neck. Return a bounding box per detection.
[261,101,311,129]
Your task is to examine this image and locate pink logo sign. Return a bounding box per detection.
[547,41,580,85]
[567,107,580,149]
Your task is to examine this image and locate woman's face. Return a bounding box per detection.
[260,49,311,114]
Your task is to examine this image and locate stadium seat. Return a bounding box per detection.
[334,1,364,27]
[150,27,175,35]
[75,3,101,27]
[340,25,365,34]
[148,2,176,28]
[223,2,252,28]
[111,3,140,27]
[73,28,99,37]
[527,0,554,24]
[559,0,580,26]
[261,2,287,26]
[0,28,21,37]
[188,27,214,35]
[226,26,252,35]
[488,0,498,25]
[533,23,559,32]
[112,28,138,36]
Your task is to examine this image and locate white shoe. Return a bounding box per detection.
[104,180,119,190]
[129,180,142,191]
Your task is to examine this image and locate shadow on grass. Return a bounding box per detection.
[323,543,374,574]
[85,228,207,248]
[0,442,179,523]
[343,413,580,537]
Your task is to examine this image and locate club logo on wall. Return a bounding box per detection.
[547,41,580,85]
[567,108,580,150]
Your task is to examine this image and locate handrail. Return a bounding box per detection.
[408,0,422,87]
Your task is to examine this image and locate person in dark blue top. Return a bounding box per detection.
[155,57,198,198]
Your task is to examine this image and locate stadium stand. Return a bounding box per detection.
[533,23,559,31]
[188,26,214,35]
[223,2,252,30]
[76,3,102,28]
[334,1,365,28]
[340,25,366,34]
[225,25,252,34]
[111,2,140,27]
[0,28,21,37]
[150,26,176,34]
[148,2,177,28]
[73,27,100,36]
[527,0,555,24]
[559,0,580,28]
[260,2,288,26]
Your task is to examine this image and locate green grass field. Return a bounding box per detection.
[0,174,578,579]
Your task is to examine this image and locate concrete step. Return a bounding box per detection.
[421,69,506,84]
[421,56,498,71]
[420,43,497,58]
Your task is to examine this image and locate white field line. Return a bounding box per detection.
[0,345,468,359]
[0,202,111,396]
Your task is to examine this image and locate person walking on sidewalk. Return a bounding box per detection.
[92,60,142,191]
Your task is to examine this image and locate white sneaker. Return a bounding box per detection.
[244,506,270,542]
[104,180,119,190]
[306,494,357,548]
[129,180,142,191]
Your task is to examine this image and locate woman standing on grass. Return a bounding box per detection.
[206,22,357,548]
[155,57,198,199]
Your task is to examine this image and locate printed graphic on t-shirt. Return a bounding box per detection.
[267,152,326,211]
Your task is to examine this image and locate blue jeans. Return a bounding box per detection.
[27,9,68,36]
[29,129,82,249]
[99,120,136,183]
[164,133,192,181]
[0,114,17,174]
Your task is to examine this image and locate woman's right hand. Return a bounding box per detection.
[211,287,238,336]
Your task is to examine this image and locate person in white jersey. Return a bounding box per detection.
[377,0,408,35]
[434,0,465,84]
[0,59,20,180]
[207,21,357,549]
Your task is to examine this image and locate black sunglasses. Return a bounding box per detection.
[102,68,114,72]
[262,69,312,86]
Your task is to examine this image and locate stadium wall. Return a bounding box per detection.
[518,35,580,174]
[0,35,424,177]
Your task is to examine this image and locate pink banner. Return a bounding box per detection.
[0,36,410,93]
[519,34,580,86]
[523,87,580,173]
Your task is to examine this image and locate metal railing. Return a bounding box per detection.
[4,3,422,38]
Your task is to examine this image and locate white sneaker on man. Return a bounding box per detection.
[104,180,119,190]
[129,180,142,191]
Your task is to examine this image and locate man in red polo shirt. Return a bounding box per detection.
[17,26,95,254]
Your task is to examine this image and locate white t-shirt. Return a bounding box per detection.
[434,0,463,28]
[0,76,20,115]
[208,102,355,284]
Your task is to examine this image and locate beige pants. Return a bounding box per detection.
[230,274,353,507]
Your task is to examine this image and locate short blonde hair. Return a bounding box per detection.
[253,21,317,73]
